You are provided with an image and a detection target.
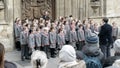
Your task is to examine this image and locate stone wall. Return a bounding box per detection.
[0,0,19,51]
[1,0,120,51]
[56,0,82,19]
[90,0,120,26]
[55,0,105,20]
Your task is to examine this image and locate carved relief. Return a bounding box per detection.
[90,0,101,16]
[21,0,53,19]
[0,26,9,38]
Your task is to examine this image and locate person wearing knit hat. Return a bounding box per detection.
[85,33,99,47]
[58,45,86,68]
[76,33,104,62]
[103,39,120,68]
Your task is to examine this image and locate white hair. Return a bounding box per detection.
[31,50,48,68]
[59,45,76,62]
[114,39,120,53]
[113,59,120,67]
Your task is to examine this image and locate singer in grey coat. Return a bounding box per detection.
[35,32,42,49]
[14,24,22,41]
[57,33,65,49]
[41,32,50,58]
[41,33,49,46]
[49,31,56,48]
[77,28,85,50]
[20,31,28,45]
[69,30,78,48]
[20,30,29,61]
[14,23,22,50]
[28,33,35,51]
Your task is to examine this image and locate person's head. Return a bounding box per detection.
[82,33,104,60]
[58,28,63,34]
[23,26,28,32]
[69,15,73,18]
[112,22,116,26]
[112,59,120,68]
[59,45,76,62]
[103,17,109,23]
[45,11,49,15]
[86,33,99,47]
[0,43,5,68]
[49,27,54,32]
[79,24,83,29]
[43,27,49,33]
[15,17,20,23]
[89,19,94,25]
[94,23,98,27]
[31,50,48,68]
[36,28,40,32]
[113,39,120,56]
[86,23,90,29]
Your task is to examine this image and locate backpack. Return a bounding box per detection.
[83,54,102,68]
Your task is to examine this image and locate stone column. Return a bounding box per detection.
[85,0,89,18]
[56,0,60,19]
[0,0,14,51]
[13,0,21,20]
[64,0,72,17]
[72,0,77,18]
[79,0,84,20]
[59,0,65,16]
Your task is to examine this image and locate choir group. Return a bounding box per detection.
[14,14,118,61]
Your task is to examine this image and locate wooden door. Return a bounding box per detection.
[21,0,55,20]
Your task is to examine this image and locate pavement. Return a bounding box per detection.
[5,49,115,68]
[5,50,59,68]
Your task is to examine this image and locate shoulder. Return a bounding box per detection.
[4,61,17,68]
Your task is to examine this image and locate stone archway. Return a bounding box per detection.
[21,0,56,20]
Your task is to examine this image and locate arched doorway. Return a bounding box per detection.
[21,0,56,20]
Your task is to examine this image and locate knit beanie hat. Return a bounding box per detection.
[86,33,99,46]
[59,45,76,62]
[113,39,120,53]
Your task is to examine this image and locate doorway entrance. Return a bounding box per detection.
[21,0,56,20]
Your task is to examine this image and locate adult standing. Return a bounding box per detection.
[99,17,113,59]
[42,11,50,21]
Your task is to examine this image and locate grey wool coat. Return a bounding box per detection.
[28,34,35,48]
[112,27,118,37]
[49,31,57,48]
[69,30,77,43]
[64,24,70,41]
[14,24,22,41]
[85,29,92,38]
[35,32,41,47]
[57,33,65,49]
[77,29,85,41]
[41,33,49,46]
[20,31,28,45]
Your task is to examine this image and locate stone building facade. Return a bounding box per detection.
[0,0,120,51]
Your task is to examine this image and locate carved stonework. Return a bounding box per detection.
[90,0,101,16]
[21,0,53,19]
